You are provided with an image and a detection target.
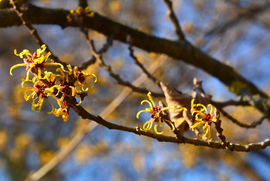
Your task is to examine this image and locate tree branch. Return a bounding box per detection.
[162,0,186,41]
[71,99,270,152]
[0,5,267,98]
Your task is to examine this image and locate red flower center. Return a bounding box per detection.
[202,113,213,124]
[151,106,163,123]
[35,83,48,98]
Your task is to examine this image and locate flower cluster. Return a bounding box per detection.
[10,45,97,122]
[136,92,184,134]
[67,6,94,23]
[137,92,218,139]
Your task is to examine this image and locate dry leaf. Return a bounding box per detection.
[160,78,212,137]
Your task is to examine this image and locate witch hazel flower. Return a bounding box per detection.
[10,45,65,82]
[190,99,218,139]
[136,92,180,134]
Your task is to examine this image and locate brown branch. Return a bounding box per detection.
[52,79,270,152]
[211,100,250,108]
[206,3,269,37]
[70,99,270,152]
[0,5,267,98]
[162,0,186,41]
[79,0,88,8]
[83,33,164,97]
[38,66,266,146]
[214,111,229,145]
[128,45,159,84]
[215,105,268,128]
[79,35,113,70]
[97,49,163,96]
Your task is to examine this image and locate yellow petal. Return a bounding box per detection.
[190,121,203,130]
[92,74,98,82]
[195,103,207,112]
[140,100,152,108]
[9,63,27,75]
[136,110,145,118]
[165,120,175,131]
[147,92,156,107]
[142,120,153,131]
[154,124,163,135]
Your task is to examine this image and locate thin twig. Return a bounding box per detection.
[216,105,268,128]
[10,0,64,65]
[78,35,113,70]
[83,32,164,97]
[79,0,88,8]
[163,0,186,41]
[205,2,268,37]
[128,45,159,84]
[211,100,250,108]
[98,57,164,96]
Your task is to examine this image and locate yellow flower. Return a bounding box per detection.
[136,92,175,134]
[41,71,62,85]
[52,99,70,122]
[70,6,94,17]
[67,6,94,22]
[54,65,97,106]
[190,99,217,139]
[10,45,65,81]
[19,79,57,113]
[65,65,97,92]
[53,78,83,106]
